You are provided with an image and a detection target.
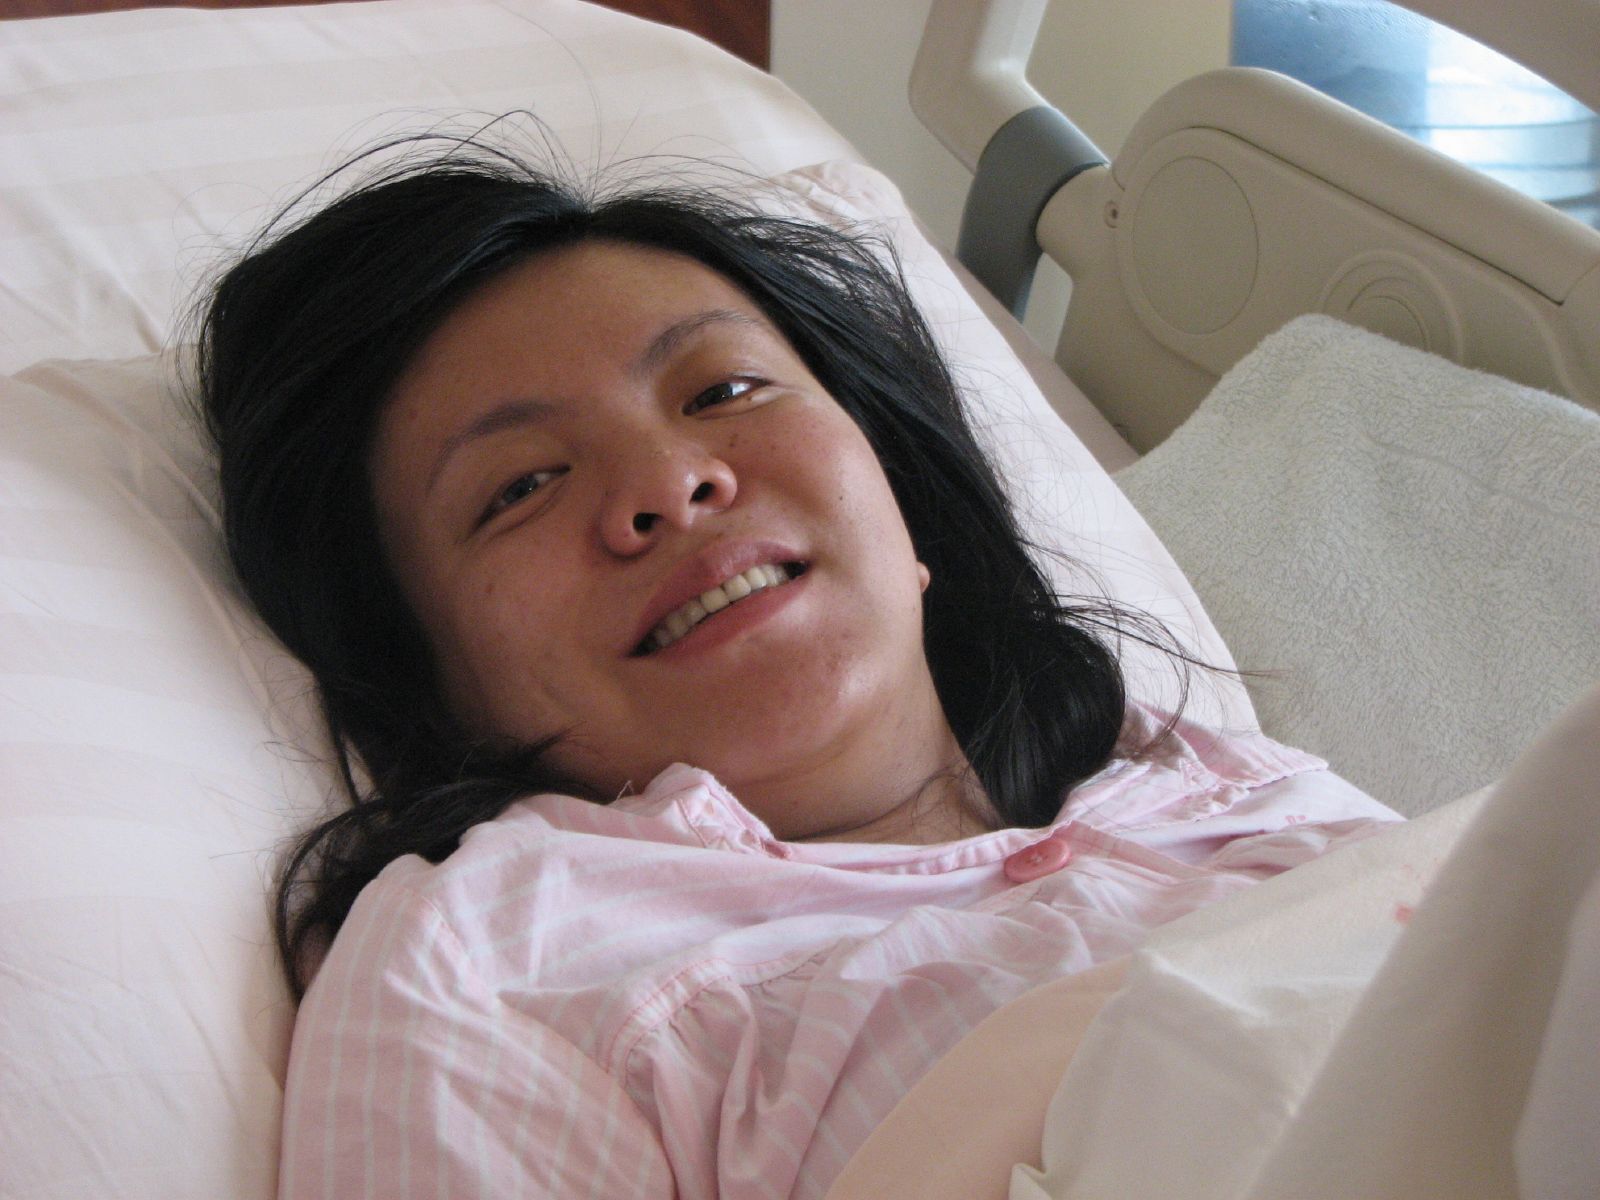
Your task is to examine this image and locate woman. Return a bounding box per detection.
[198,145,1394,1198]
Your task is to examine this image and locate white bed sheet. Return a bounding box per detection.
[1021,679,1600,1200]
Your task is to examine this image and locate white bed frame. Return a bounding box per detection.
[913,0,1600,449]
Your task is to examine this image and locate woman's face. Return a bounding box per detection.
[370,240,962,838]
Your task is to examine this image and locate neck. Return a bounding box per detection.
[791,765,995,845]
[729,682,997,845]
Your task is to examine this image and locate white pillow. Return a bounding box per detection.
[0,353,321,1200]
[0,0,856,373]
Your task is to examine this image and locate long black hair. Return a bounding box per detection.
[197,138,1180,997]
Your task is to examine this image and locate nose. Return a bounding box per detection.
[598,437,737,556]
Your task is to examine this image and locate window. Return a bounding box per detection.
[1233,0,1600,228]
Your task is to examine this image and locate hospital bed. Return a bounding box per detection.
[1,1,1596,1197]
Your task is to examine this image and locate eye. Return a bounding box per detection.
[684,377,765,415]
[478,467,564,527]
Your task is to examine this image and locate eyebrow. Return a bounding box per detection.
[423,307,767,496]
[425,398,557,496]
[637,308,764,373]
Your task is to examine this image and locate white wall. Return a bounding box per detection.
[771,0,971,245]
[772,0,1232,344]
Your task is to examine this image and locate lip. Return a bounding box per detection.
[627,538,808,655]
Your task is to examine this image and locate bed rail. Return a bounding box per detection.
[918,0,1600,448]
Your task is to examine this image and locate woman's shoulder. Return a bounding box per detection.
[1064,705,1400,838]
[326,762,792,965]
[366,762,771,879]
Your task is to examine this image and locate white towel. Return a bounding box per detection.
[1116,315,1600,815]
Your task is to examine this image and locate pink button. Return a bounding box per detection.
[1002,832,1073,883]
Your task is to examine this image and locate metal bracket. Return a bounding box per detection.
[956,105,1107,319]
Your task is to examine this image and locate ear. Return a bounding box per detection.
[916,561,931,592]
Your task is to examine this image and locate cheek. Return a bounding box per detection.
[824,431,920,566]
[778,408,903,519]
[788,422,928,656]
[423,565,577,732]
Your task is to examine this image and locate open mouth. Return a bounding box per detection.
[634,561,808,655]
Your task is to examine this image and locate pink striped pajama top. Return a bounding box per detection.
[278,710,1397,1199]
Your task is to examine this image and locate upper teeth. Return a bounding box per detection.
[648,563,790,651]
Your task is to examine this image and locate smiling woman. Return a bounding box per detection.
[370,240,961,842]
[200,143,1133,967]
[196,137,1398,1198]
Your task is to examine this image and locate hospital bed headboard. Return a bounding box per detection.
[914,0,1600,450]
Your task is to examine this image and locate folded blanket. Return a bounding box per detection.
[1116,316,1600,814]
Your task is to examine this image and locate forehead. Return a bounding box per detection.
[405,239,764,380]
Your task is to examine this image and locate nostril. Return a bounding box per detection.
[632,512,657,534]
[690,481,714,503]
